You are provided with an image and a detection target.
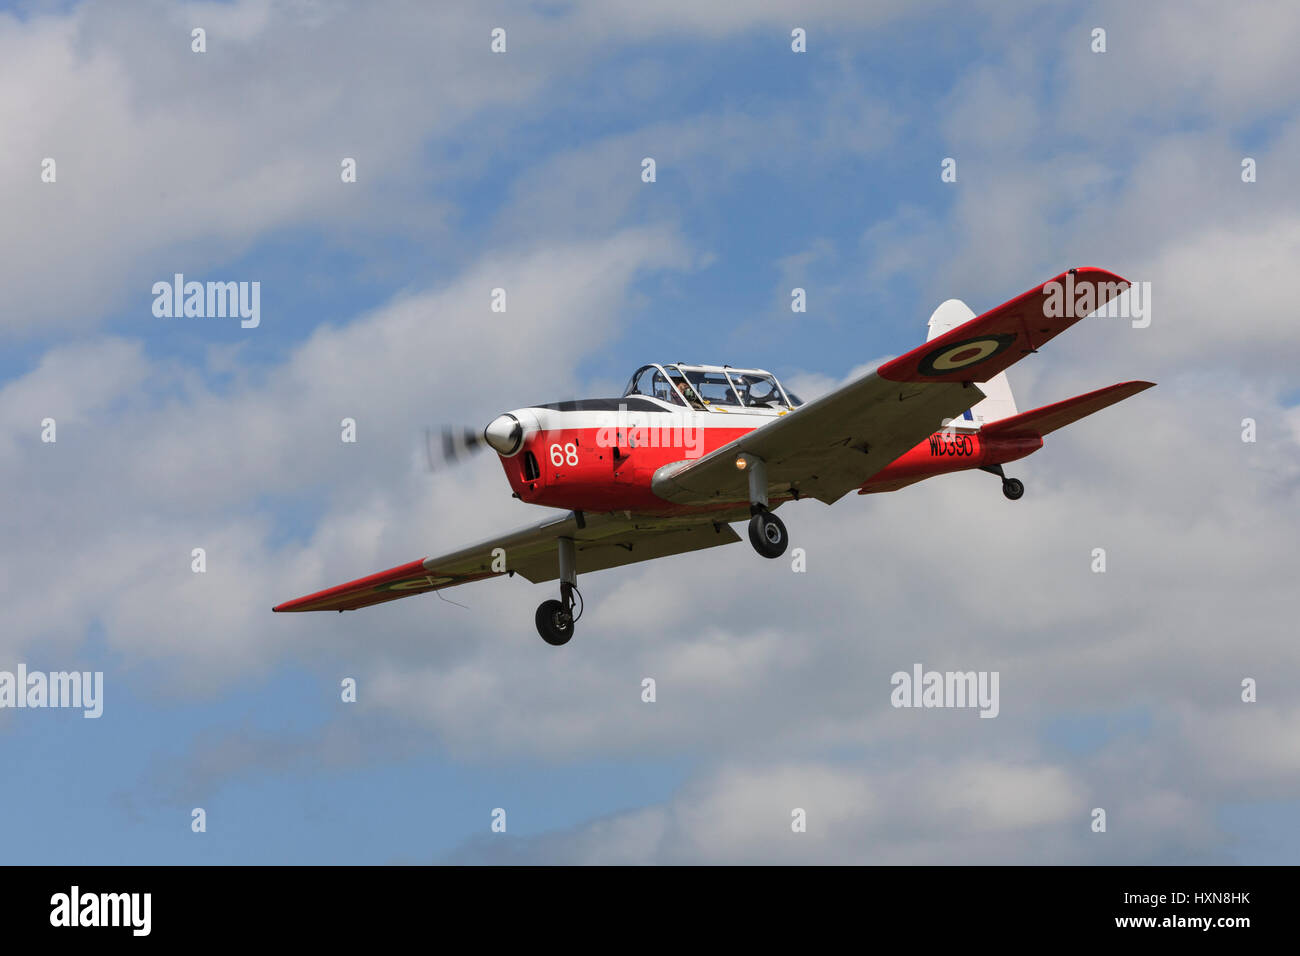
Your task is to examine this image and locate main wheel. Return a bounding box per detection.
[1002,478,1025,501]
[748,510,788,558]
[535,599,574,646]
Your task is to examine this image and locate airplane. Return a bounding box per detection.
[274,268,1154,646]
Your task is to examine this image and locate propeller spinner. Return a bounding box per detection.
[424,411,534,472]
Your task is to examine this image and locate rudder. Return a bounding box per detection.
[926,299,1019,427]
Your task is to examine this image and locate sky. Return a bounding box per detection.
[1,0,1298,864]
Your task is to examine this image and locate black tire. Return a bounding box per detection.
[748,511,788,558]
[535,599,574,646]
[1002,478,1025,501]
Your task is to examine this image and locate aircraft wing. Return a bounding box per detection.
[272,511,740,612]
[652,268,1132,506]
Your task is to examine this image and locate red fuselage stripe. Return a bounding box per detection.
[498,416,1043,515]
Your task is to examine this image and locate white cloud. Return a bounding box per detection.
[0,227,690,683]
[6,0,1300,864]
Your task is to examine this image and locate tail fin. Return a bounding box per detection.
[927,299,1018,427]
[981,381,1156,439]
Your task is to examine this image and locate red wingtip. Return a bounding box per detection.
[879,269,1135,385]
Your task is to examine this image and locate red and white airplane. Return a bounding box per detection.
[275,268,1153,645]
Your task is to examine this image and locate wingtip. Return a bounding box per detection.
[1070,265,1130,286]
[1110,380,1157,396]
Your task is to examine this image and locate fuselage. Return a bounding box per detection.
[493,395,1042,516]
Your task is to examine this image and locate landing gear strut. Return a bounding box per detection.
[536,536,582,645]
[981,464,1025,501]
[739,453,789,559]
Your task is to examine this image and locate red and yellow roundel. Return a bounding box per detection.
[917,334,1016,377]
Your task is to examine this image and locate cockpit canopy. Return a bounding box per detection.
[622,363,801,411]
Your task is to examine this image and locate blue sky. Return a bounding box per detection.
[2,0,1299,864]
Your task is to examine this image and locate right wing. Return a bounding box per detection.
[273,511,740,613]
[653,268,1131,506]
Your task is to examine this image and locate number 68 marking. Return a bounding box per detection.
[550,442,578,467]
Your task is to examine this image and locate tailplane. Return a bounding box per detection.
[981,381,1156,439]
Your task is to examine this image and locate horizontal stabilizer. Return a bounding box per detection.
[981,381,1155,439]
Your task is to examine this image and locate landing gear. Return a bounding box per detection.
[535,599,574,646]
[981,464,1025,501]
[748,510,788,558]
[535,536,582,646]
[738,453,789,559]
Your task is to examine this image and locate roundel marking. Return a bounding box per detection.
[918,333,1017,377]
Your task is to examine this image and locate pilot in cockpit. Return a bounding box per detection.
[669,373,705,409]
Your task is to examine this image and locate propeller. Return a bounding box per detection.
[423,413,525,472]
[424,425,490,472]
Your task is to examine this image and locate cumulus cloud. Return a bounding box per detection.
[1,227,690,682]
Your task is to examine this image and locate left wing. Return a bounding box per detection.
[273,512,740,612]
[652,268,1130,506]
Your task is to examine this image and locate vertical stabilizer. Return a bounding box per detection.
[926,299,1019,427]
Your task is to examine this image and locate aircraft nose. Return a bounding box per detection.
[484,413,524,456]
